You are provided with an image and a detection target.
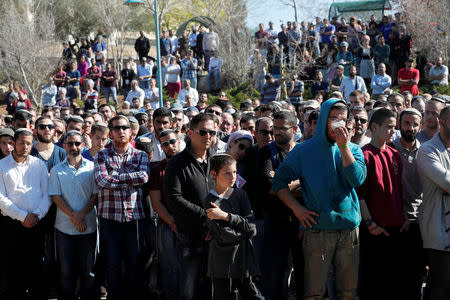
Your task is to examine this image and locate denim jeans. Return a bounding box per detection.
[157,222,179,300]
[204,50,213,71]
[288,46,297,69]
[139,80,150,90]
[262,216,304,300]
[99,218,145,300]
[207,69,220,91]
[56,229,97,300]
[303,228,359,300]
[103,86,118,106]
[177,232,207,300]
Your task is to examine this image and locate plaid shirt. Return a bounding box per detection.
[94,145,149,222]
[181,57,198,79]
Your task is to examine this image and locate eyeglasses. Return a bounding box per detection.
[38,124,55,130]
[258,129,273,136]
[112,125,130,131]
[273,126,293,132]
[65,142,82,147]
[206,110,221,116]
[196,129,217,136]
[161,139,178,147]
[353,117,368,124]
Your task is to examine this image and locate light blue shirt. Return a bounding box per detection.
[137,63,152,82]
[370,73,392,95]
[49,158,98,235]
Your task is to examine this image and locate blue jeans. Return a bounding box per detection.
[139,80,150,90]
[177,233,206,300]
[103,86,118,106]
[262,216,304,300]
[99,218,145,300]
[56,229,97,300]
[207,69,220,91]
[303,228,359,300]
[157,222,180,300]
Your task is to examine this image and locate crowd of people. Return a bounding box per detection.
[0,10,449,300]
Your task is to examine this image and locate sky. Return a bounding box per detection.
[245,0,333,30]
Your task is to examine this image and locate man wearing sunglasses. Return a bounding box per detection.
[350,106,371,147]
[49,131,98,300]
[165,113,217,300]
[94,115,150,300]
[148,129,181,300]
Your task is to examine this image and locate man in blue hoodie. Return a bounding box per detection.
[272,98,366,299]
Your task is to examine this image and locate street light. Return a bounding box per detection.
[124,0,163,108]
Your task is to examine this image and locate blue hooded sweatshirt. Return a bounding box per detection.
[272,98,366,230]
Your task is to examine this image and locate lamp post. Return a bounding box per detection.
[124,0,163,108]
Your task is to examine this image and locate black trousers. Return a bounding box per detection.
[424,249,450,300]
[0,216,46,300]
[212,277,263,300]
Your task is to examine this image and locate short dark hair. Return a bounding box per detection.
[439,106,450,121]
[153,107,172,119]
[307,110,320,125]
[67,116,85,126]
[13,110,32,122]
[210,154,236,173]
[369,108,397,130]
[13,129,33,141]
[35,116,53,127]
[255,117,272,130]
[387,93,405,103]
[159,129,176,139]
[91,124,109,136]
[273,111,297,127]
[189,113,217,130]
[240,102,252,110]
[373,100,392,110]
[240,114,255,126]
[349,90,363,100]
[64,130,84,143]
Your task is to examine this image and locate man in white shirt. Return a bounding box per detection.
[177,79,199,107]
[125,80,145,106]
[370,63,392,96]
[267,21,278,45]
[144,78,160,109]
[0,128,50,299]
[168,29,178,55]
[429,56,448,86]
[339,65,367,102]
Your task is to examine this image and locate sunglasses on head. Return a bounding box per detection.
[196,129,217,136]
[38,124,55,130]
[112,125,130,131]
[258,129,273,136]
[65,142,82,147]
[161,139,178,147]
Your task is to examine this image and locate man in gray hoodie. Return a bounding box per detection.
[417,105,450,300]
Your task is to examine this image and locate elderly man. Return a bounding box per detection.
[125,80,145,106]
[429,56,448,86]
[177,79,199,107]
[371,63,392,96]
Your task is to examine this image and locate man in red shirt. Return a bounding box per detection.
[254,23,269,51]
[398,58,420,95]
[357,108,410,300]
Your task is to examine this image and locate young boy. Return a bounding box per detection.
[357,108,408,300]
[82,123,109,161]
[203,154,262,300]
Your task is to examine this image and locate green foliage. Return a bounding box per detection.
[419,84,450,96]
[206,80,259,108]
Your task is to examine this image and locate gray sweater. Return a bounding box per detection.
[417,132,450,252]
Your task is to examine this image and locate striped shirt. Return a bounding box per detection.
[94,145,149,222]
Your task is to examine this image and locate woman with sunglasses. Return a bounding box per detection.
[225,130,254,189]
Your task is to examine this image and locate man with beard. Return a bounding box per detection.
[49,131,98,300]
[139,107,186,162]
[391,108,425,300]
[165,113,218,300]
[350,106,371,147]
[94,115,150,300]
[417,106,450,300]
[31,116,67,171]
[417,97,446,143]
[0,129,50,299]
[257,111,304,300]
[148,129,181,300]
[339,65,367,102]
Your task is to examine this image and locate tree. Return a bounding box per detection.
[279,0,299,22]
[394,0,449,62]
[0,0,56,107]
